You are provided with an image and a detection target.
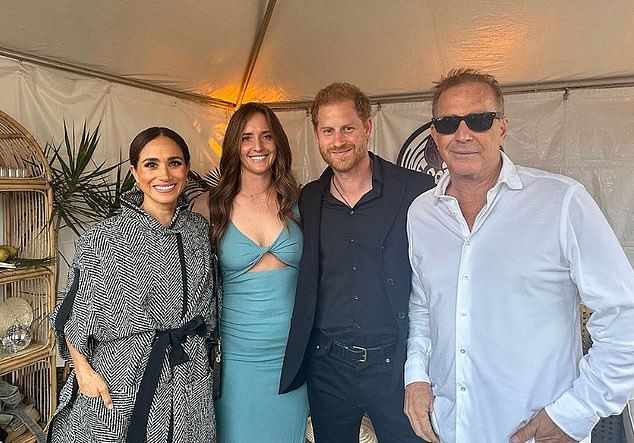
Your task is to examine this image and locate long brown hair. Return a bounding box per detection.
[207,102,299,249]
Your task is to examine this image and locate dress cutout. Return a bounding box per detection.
[215,219,309,442]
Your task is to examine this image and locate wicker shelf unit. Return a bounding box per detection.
[0,110,57,440]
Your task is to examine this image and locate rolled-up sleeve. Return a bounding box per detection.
[546,186,634,440]
[50,234,101,362]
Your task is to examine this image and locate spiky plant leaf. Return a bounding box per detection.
[183,167,221,206]
[45,122,134,236]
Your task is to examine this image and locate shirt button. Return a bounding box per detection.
[349,237,355,242]
[386,278,394,286]
[353,295,359,301]
[460,386,467,392]
[459,348,466,354]
[463,274,469,281]
[352,265,357,271]
[397,311,406,319]
[385,358,391,363]
[465,240,471,246]
[451,211,458,218]
[460,311,468,317]
[349,210,355,215]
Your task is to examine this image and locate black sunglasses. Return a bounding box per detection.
[431,112,502,135]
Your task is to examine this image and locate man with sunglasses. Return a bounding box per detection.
[404,69,634,443]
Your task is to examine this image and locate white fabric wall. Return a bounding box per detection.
[1,55,633,269]
[0,56,229,284]
[278,89,634,265]
[0,57,228,173]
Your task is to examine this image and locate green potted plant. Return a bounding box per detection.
[46,122,135,238]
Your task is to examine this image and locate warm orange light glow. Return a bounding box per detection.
[195,83,293,159]
[439,15,540,83]
[208,139,222,158]
[207,122,227,157]
[195,84,241,104]
[195,82,292,105]
[459,23,529,70]
[240,82,291,104]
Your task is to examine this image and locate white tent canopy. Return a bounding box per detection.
[0,1,633,269]
[2,0,634,106]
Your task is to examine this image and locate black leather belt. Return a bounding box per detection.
[315,333,397,365]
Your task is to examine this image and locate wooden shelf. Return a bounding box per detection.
[0,343,52,376]
[0,109,57,433]
[6,428,43,443]
[0,177,47,191]
[0,266,53,284]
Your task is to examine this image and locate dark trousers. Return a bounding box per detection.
[306,337,426,443]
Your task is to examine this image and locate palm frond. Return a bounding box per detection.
[204,168,221,187]
[45,122,134,236]
[184,167,221,205]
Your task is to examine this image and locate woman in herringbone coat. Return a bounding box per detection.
[47,127,217,443]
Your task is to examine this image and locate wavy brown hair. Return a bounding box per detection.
[310,82,371,128]
[207,102,300,249]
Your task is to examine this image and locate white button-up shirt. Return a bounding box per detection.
[405,153,634,443]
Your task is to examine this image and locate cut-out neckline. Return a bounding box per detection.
[229,221,290,273]
[229,220,285,248]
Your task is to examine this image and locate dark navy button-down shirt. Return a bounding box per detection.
[315,154,398,345]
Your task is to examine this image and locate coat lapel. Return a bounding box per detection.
[301,168,332,290]
[379,160,406,244]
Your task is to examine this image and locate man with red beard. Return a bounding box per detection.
[280,82,435,442]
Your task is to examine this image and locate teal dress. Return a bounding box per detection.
[215,218,308,442]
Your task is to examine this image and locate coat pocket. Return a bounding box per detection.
[74,388,136,442]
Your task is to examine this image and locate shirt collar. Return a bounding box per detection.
[433,151,523,202]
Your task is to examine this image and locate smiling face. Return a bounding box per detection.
[431,82,508,187]
[314,99,371,174]
[239,112,277,178]
[130,136,189,218]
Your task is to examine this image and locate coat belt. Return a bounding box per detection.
[126,315,208,443]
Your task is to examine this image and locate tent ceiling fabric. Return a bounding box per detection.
[1,0,634,108]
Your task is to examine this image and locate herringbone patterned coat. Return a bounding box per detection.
[48,189,216,443]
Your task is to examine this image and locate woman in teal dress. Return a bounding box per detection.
[193,102,308,442]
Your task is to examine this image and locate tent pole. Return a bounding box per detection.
[4,46,634,112]
[267,75,634,111]
[0,48,236,110]
[235,0,277,107]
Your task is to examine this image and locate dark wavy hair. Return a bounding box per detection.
[129,127,190,167]
[207,102,299,249]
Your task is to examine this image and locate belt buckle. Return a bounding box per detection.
[352,345,368,363]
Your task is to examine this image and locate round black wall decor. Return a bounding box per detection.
[396,122,446,183]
